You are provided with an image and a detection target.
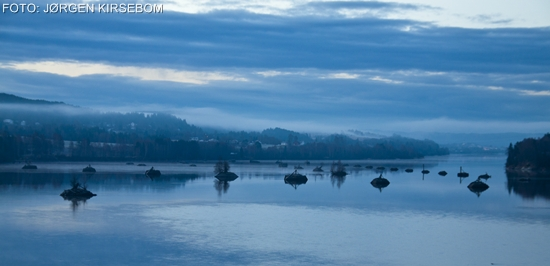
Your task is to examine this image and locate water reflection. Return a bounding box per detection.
[0,172,65,190]
[285,178,308,189]
[330,175,346,189]
[0,171,203,193]
[457,166,470,183]
[67,197,90,212]
[214,172,240,196]
[506,171,550,200]
[214,179,231,196]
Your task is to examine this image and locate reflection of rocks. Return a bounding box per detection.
[506,171,550,200]
[285,178,307,189]
[371,174,390,192]
[467,179,489,197]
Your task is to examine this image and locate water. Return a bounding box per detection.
[1,154,549,265]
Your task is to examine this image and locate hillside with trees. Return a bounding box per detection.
[1,93,449,163]
[506,133,550,173]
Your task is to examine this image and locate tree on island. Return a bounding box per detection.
[331,160,347,176]
[215,159,231,174]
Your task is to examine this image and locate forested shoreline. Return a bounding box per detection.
[1,93,449,163]
[506,133,550,173]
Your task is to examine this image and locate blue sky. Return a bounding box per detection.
[0,0,549,135]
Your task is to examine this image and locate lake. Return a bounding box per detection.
[1,154,549,265]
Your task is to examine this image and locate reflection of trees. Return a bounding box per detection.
[506,171,550,200]
[68,198,88,212]
[214,180,230,196]
[330,175,346,189]
[0,172,65,190]
[0,172,202,192]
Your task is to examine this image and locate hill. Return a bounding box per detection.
[506,133,550,174]
[0,93,449,162]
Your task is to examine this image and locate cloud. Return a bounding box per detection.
[0,61,247,85]
[256,70,294,77]
[468,14,513,25]
[369,76,403,84]
[517,89,550,96]
[1,6,549,135]
[154,0,550,28]
[324,73,360,79]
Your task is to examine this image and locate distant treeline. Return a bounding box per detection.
[0,125,448,162]
[0,93,449,162]
[506,133,550,171]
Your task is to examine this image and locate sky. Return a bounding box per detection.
[0,0,549,135]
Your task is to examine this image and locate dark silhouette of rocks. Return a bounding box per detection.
[478,173,491,180]
[421,164,429,174]
[145,167,161,178]
[313,165,324,172]
[457,166,469,177]
[371,174,390,192]
[60,179,96,200]
[22,162,37,169]
[82,164,96,173]
[468,179,489,197]
[284,170,308,189]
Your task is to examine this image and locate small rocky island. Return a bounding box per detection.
[284,170,308,189]
[60,179,97,200]
[22,162,37,169]
[145,167,161,177]
[506,133,550,174]
[214,160,238,181]
[82,164,96,173]
[331,160,347,176]
[371,174,390,192]
[468,179,489,197]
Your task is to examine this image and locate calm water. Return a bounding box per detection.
[1,154,549,265]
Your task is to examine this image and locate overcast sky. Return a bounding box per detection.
[1,0,549,135]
